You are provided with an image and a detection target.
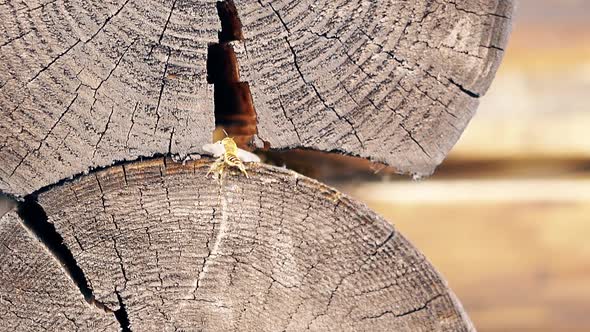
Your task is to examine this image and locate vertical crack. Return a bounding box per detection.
[158,0,178,44]
[216,0,244,42]
[114,292,131,332]
[154,48,171,133]
[208,0,258,149]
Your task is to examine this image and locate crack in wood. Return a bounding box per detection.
[268,3,290,34]
[15,196,134,330]
[158,0,178,45]
[217,0,244,42]
[276,91,301,142]
[283,36,365,149]
[359,293,444,321]
[191,205,216,297]
[208,0,257,148]
[13,0,58,14]
[154,48,171,133]
[27,39,81,84]
[89,38,137,115]
[114,291,131,332]
[356,26,483,101]
[126,102,140,147]
[0,30,32,49]
[15,199,106,308]
[84,0,132,44]
[304,229,396,330]
[8,82,83,178]
[93,106,116,159]
[448,1,511,19]
[448,78,480,98]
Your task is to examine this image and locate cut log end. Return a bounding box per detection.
[0,158,474,331]
[0,0,514,196]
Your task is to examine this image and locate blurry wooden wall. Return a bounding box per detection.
[342,181,590,332]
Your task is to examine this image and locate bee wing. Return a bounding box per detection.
[202,142,225,157]
[236,148,261,163]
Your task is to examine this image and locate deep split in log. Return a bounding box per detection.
[16,199,131,330]
[208,0,258,148]
[1,158,474,331]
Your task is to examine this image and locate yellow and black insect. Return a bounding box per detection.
[202,136,260,180]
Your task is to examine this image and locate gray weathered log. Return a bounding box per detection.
[1,158,474,331]
[0,194,15,218]
[0,211,118,331]
[0,0,513,196]
[236,0,513,172]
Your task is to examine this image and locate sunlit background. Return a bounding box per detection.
[339,1,590,331]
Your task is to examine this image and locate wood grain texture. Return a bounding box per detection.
[7,157,473,331]
[235,0,513,173]
[0,211,118,331]
[0,0,218,196]
[0,0,513,196]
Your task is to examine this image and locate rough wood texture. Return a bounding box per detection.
[0,0,513,196]
[0,211,118,331]
[0,158,473,331]
[236,0,513,172]
[0,0,218,196]
[0,194,15,218]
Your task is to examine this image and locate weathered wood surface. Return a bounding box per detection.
[0,0,514,196]
[0,158,475,331]
[236,0,513,172]
[0,211,118,331]
[0,194,15,218]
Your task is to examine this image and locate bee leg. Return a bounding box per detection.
[206,163,218,177]
[206,164,215,177]
[216,163,226,185]
[237,164,249,178]
[207,156,225,177]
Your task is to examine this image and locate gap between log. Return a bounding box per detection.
[208,0,258,149]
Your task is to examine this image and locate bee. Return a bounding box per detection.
[202,136,260,180]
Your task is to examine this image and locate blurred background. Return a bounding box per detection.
[343,1,590,331]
